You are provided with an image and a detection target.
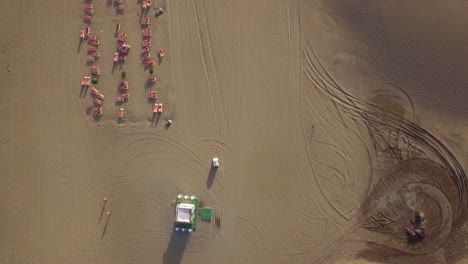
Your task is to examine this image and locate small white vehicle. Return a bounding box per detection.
[212,158,219,168]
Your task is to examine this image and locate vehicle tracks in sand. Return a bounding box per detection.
[299,32,467,262]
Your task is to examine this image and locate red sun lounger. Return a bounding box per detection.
[121,93,129,99]
[96,93,104,100]
[146,0,152,8]
[158,103,163,113]
[153,104,159,114]
[117,4,125,11]
[113,53,118,62]
[88,46,97,52]
[94,107,103,117]
[84,15,92,22]
[116,96,124,103]
[85,7,93,14]
[114,0,123,4]
[88,35,97,41]
[148,76,156,83]
[90,87,99,95]
[148,90,157,99]
[84,4,93,8]
[81,76,91,86]
[91,52,100,58]
[120,81,129,90]
[141,47,150,54]
[87,56,95,62]
[118,108,124,118]
[91,66,100,75]
[140,17,149,25]
[94,98,102,106]
[145,61,154,67]
[141,1,147,9]
[115,24,121,33]
[118,33,127,42]
[143,28,151,37]
[158,49,164,58]
[143,53,150,60]
[80,30,86,39]
[142,40,151,48]
[91,40,99,46]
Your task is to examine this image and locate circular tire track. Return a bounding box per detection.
[358,159,457,254]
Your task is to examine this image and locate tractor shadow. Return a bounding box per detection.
[163,231,189,264]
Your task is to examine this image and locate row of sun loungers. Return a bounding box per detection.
[80,4,167,122]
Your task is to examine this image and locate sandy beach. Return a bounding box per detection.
[1,0,467,263]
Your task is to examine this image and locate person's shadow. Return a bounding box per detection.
[163,230,189,264]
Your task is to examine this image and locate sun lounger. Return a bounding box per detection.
[81,76,91,86]
[113,53,118,62]
[94,98,102,106]
[141,47,150,54]
[115,24,121,33]
[91,66,100,75]
[142,40,151,48]
[91,52,100,58]
[118,108,124,118]
[141,1,147,9]
[88,46,97,52]
[118,32,127,42]
[90,87,99,94]
[117,4,125,10]
[146,0,152,8]
[121,93,129,99]
[84,15,92,22]
[119,55,127,61]
[148,91,157,99]
[94,107,103,117]
[143,28,151,37]
[158,49,164,58]
[84,27,90,36]
[88,35,97,41]
[120,81,128,90]
[96,93,104,100]
[140,17,149,25]
[145,61,154,67]
[158,103,163,113]
[85,7,93,14]
[148,76,156,83]
[84,4,93,8]
[116,96,124,102]
[153,103,158,113]
[87,56,95,62]
[91,40,100,46]
[143,53,150,60]
[80,30,86,39]
[114,0,123,4]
